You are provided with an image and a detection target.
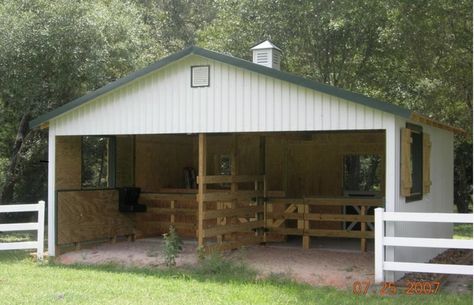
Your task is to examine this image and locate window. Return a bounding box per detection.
[343,154,382,194]
[401,123,430,202]
[191,65,210,87]
[81,136,115,189]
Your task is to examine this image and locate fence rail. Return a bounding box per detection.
[374,208,473,283]
[0,201,45,260]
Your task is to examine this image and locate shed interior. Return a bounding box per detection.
[54,131,385,254]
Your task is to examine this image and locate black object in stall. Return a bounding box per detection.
[118,187,147,213]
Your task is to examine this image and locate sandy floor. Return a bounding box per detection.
[56,238,374,289]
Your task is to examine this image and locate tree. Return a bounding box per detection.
[198,0,472,211]
[0,0,154,203]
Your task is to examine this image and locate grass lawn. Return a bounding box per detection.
[0,251,471,305]
[454,223,473,240]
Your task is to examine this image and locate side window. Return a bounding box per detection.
[81,136,115,189]
[401,123,430,202]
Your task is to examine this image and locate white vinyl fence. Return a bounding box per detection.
[0,201,45,260]
[374,208,473,283]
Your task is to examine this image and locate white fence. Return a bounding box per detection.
[0,201,45,260]
[374,208,473,283]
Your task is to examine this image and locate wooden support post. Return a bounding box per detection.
[360,206,367,252]
[228,134,239,240]
[197,133,207,247]
[297,204,309,249]
[217,202,223,244]
[111,235,117,244]
[303,203,310,249]
[170,200,175,225]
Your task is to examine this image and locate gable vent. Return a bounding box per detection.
[191,65,210,87]
[250,40,282,70]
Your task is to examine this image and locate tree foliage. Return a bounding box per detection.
[0,0,471,210]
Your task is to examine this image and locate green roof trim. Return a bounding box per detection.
[30,46,411,129]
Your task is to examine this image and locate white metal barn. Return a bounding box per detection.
[30,41,464,280]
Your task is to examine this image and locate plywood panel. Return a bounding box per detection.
[57,190,134,245]
[134,134,197,192]
[55,136,81,190]
[116,135,134,187]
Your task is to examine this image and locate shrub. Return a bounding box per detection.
[162,225,183,267]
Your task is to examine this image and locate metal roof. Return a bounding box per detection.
[30,46,420,129]
[250,40,282,52]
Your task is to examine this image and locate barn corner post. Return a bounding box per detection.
[384,119,400,282]
[47,130,56,256]
[197,133,207,247]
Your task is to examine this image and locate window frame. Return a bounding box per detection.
[190,65,210,88]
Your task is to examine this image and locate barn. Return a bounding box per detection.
[30,41,463,280]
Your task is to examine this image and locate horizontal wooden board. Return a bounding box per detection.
[203,206,263,220]
[306,213,374,222]
[197,175,264,184]
[267,198,305,205]
[304,197,384,207]
[306,229,374,238]
[141,193,197,202]
[267,212,304,220]
[201,190,263,202]
[203,220,265,238]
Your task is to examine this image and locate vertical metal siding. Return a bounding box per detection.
[53,55,391,135]
[388,117,454,280]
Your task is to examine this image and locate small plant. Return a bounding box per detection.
[196,245,206,261]
[162,225,183,267]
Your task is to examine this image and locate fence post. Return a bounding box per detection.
[374,207,384,283]
[37,200,45,261]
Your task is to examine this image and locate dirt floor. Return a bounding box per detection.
[56,238,473,292]
[56,238,374,289]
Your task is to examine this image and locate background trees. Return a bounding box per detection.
[0,0,471,211]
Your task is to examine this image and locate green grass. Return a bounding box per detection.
[454,223,473,240]
[0,251,471,305]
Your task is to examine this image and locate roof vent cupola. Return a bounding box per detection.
[250,40,282,70]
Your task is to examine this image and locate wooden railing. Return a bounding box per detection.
[139,193,197,237]
[267,197,384,251]
[196,175,266,252]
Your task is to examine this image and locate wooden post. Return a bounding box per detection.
[360,205,367,252]
[197,134,207,247]
[303,203,310,249]
[374,208,385,283]
[297,204,309,249]
[228,134,239,240]
[170,200,175,225]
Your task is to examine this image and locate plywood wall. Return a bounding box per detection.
[55,136,82,190]
[134,134,197,192]
[133,131,385,197]
[57,190,134,245]
[116,135,135,187]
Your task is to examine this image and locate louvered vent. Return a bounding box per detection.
[256,51,269,64]
[191,65,210,87]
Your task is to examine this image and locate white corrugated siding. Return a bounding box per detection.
[51,55,391,135]
[390,117,454,280]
